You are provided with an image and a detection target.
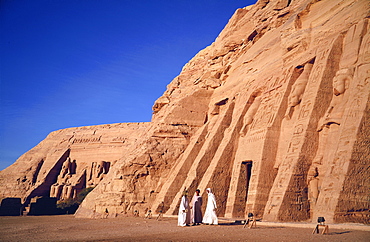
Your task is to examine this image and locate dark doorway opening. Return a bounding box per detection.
[233,161,253,218]
[243,161,253,202]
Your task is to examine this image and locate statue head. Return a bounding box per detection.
[287,65,310,108]
[333,68,352,96]
[288,82,306,107]
[96,161,105,177]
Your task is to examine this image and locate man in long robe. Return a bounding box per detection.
[178,190,191,226]
[190,189,203,225]
[202,188,218,225]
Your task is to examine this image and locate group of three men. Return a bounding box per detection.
[178,188,218,226]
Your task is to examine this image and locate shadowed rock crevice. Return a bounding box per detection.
[31,159,44,185]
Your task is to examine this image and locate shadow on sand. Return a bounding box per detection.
[327,231,352,235]
[217,222,284,229]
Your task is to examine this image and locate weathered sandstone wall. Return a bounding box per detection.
[0,0,369,224]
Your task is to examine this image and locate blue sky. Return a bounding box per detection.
[0,0,256,170]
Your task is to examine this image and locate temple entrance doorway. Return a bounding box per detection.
[233,161,253,218]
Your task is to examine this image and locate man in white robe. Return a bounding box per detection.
[178,190,191,226]
[202,188,218,225]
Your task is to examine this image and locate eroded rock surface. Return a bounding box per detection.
[0,0,369,224]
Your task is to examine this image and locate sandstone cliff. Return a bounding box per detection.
[0,0,369,224]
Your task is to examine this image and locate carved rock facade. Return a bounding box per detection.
[0,0,369,224]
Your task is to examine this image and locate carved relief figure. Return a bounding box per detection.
[61,180,73,199]
[274,63,312,168]
[50,157,89,200]
[307,167,319,204]
[60,157,72,179]
[50,183,63,199]
[50,158,73,199]
[318,68,352,128]
[240,95,261,136]
[285,63,312,120]
[306,19,368,210]
[307,68,352,205]
[87,161,110,187]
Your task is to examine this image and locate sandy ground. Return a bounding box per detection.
[0,215,369,242]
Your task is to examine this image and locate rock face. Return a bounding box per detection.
[0,0,369,224]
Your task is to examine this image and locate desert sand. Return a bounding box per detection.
[0,215,369,241]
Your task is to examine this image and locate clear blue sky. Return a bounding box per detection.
[0,0,256,170]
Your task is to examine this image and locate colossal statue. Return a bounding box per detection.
[307,68,352,206]
[274,62,312,169]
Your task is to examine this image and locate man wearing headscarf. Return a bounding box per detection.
[202,188,218,225]
[178,189,191,226]
[190,189,203,225]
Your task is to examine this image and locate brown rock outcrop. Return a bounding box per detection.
[0,0,369,224]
